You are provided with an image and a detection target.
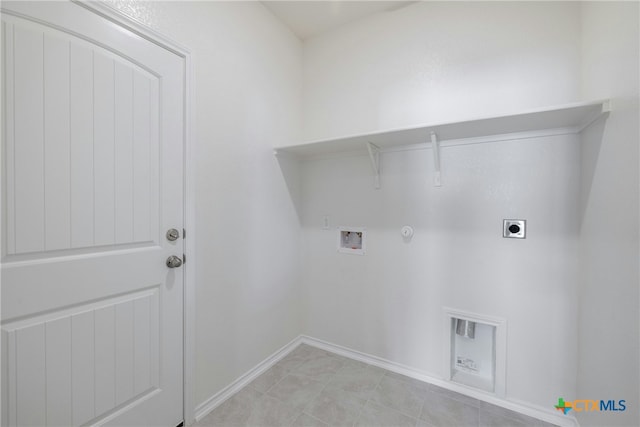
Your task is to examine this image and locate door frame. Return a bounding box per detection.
[71,1,196,424]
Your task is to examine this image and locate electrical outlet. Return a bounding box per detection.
[503,219,526,239]
[323,215,330,230]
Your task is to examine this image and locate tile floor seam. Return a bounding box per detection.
[376,373,430,421]
[416,392,427,425]
[304,357,374,427]
[357,396,422,427]
[198,346,560,427]
[258,347,334,425]
[354,368,386,426]
[262,370,290,396]
[301,411,329,426]
[294,366,336,422]
[369,395,423,426]
[263,374,331,423]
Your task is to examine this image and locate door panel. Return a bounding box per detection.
[1,2,184,426]
[11,23,45,254]
[3,19,160,257]
[43,34,71,251]
[2,288,161,426]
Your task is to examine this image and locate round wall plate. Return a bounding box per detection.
[401,225,414,239]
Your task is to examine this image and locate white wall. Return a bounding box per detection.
[300,1,581,143]
[578,3,639,426]
[299,0,585,411]
[104,1,640,423]
[301,134,581,408]
[106,0,303,410]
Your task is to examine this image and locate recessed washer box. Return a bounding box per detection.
[337,227,366,255]
[443,308,507,396]
[503,219,526,239]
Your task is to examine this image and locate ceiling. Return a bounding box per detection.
[262,1,417,40]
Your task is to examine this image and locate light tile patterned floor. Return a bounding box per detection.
[196,344,558,427]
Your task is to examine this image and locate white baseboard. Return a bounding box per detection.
[300,335,578,427]
[193,335,303,423]
[193,334,578,427]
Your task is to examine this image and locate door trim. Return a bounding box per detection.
[71,1,196,424]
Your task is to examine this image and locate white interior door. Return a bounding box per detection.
[1,2,185,426]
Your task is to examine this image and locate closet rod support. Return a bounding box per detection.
[431,131,442,187]
[366,142,381,189]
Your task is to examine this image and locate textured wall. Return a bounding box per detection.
[299,1,581,143]
[103,2,639,422]
[578,2,639,426]
[298,0,584,412]
[106,0,304,409]
[300,133,581,409]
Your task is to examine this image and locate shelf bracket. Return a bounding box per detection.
[366,142,381,189]
[431,131,442,187]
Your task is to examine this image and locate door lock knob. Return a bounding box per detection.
[166,228,180,241]
[166,255,183,268]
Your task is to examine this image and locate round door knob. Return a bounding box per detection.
[166,255,183,268]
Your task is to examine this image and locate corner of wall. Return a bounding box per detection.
[577,2,640,426]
